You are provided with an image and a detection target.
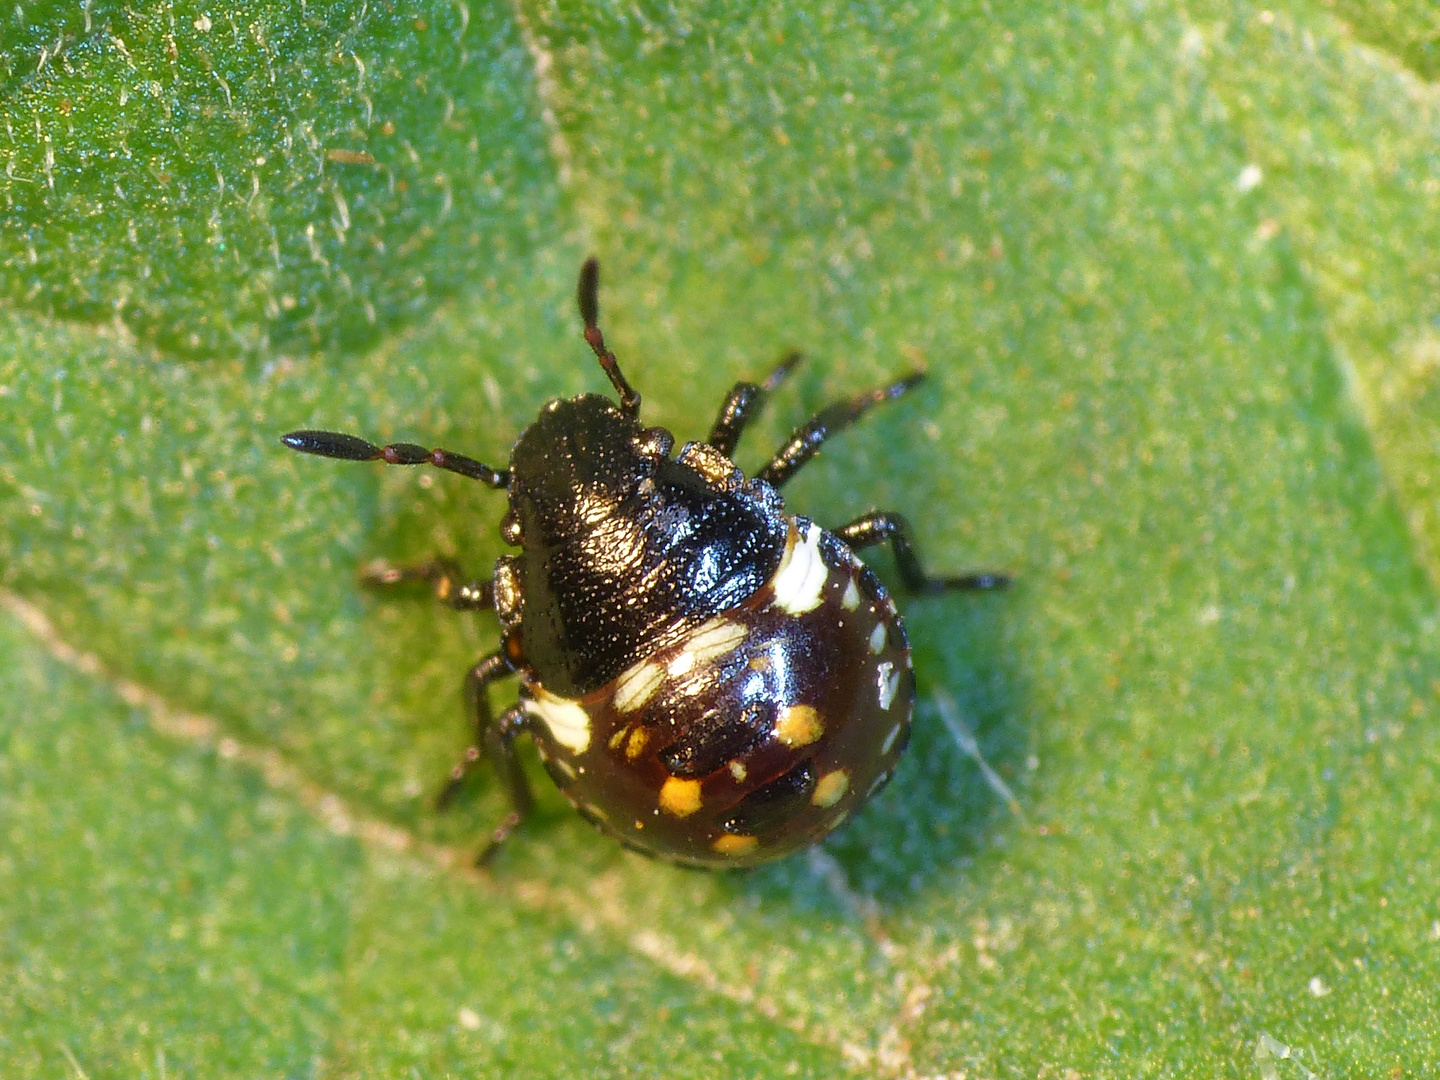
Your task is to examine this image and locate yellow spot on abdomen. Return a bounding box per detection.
[812,769,851,808]
[712,834,758,856]
[774,704,823,748]
[659,777,703,817]
[625,726,650,760]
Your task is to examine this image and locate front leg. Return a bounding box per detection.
[706,351,801,456]
[835,512,1010,594]
[361,558,494,612]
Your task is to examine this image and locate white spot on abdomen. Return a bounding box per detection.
[525,688,592,753]
[613,659,664,714]
[869,622,887,654]
[841,577,860,610]
[771,521,827,615]
[616,616,748,707]
[877,661,900,711]
[668,616,748,677]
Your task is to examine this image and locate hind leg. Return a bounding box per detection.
[835,512,1009,594]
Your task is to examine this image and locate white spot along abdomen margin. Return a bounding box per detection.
[525,687,592,753]
[770,521,828,615]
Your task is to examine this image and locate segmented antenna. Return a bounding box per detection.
[578,257,641,418]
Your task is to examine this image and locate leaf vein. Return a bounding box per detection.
[0,586,862,1065]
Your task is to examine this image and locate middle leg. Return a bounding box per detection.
[836,512,1010,594]
[436,651,518,808]
[757,371,925,489]
[434,651,536,865]
[475,703,535,866]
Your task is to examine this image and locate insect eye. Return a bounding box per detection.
[633,426,675,459]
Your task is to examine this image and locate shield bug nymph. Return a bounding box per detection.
[283,260,1008,867]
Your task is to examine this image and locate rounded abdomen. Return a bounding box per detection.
[521,518,915,867]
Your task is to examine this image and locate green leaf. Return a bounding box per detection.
[3,0,1439,1075]
[1,0,556,355]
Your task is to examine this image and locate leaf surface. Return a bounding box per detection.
[3,0,1438,1075]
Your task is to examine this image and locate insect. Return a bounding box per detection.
[283,259,1007,868]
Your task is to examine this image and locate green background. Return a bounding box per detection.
[3,0,1438,1075]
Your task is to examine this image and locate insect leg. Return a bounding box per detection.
[360,558,494,612]
[706,351,802,457]
[281,430,509,487]
[835,512,1011,594]
[475,704,536,867]
[577,257,642,420]
[436,652,516,809]
[756,372,924,489]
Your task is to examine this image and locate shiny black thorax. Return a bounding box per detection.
[505,394,788,697]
